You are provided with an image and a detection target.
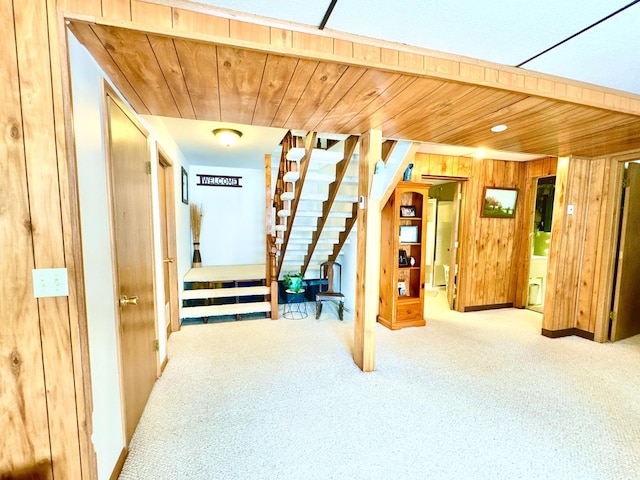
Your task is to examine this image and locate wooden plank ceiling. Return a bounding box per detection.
[69,21,640,158]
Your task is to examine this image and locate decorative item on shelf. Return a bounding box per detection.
[398,249,409,266]
[190,203,204,268]
[398,281,407,296]
[402,163,414,182]
[283,272,305,293]
[400,205,416,217]
[399,225,419,244]
[410,256,416,266]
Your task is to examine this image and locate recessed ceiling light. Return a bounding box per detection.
[491,124,508,133]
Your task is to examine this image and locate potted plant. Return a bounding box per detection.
[283,272,304,293]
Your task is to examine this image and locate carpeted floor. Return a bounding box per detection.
[119,293,640,480]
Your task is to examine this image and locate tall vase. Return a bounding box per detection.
[192,242,202,268]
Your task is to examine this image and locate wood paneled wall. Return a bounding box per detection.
[542,156,617,338]
[1,0,92,478]
[413,153,527,311]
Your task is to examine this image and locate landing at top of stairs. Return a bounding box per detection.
[184,264,266,283]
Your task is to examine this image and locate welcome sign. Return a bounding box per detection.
[196,174,242,188]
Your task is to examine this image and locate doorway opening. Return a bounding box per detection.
[609,160,640,341]
[423,180,463,313]
[526,176,555,313]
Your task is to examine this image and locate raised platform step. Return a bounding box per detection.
[182,286,270,301]
[184,264,266,283]
[181,302,271,319]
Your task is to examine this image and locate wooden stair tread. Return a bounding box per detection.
[183,286,269,300]
[181,302,271,319]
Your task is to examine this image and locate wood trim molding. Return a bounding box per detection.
[463,303,513,312]
[541,328,595,341]
[109,448,128,480]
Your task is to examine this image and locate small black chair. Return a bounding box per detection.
[315,261,344,320]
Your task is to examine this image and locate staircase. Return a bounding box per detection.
[181,265,271,323]
[271,132,360,281]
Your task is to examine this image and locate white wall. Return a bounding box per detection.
[188,165,265,266]
[69,33,190,479]
[341,227,358,314]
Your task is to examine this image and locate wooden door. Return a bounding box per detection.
[611,162,640,341]
[157,152,179,338]
[106,91,158,444]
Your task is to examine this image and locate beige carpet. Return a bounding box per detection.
[119,296,640,480]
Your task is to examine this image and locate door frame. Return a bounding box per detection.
[102,81,159,444]
[156,146,181,336]
[593,152,639,342]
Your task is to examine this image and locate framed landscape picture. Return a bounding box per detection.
[482,187,518,218]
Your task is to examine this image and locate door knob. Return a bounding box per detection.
[163,257,175,263]
[120,295,138,307]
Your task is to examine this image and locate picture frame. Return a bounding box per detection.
[398,281,407,296]
[399,225,419,243]
[398,249,409,266]
[400,205,417,217]
[181,167,188,205]
[481,187,518,218]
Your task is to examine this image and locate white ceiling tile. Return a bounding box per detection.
[523,4,640,95]
[326,0,633,65]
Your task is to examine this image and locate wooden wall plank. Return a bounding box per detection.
[173,7,229,37]
[100,0,131,21]
[575,158,606,331]
[252,55,298,127]
[15,2,82,477]
[67,22,150,114]
[270,58,318,128]
[91,25,180,117]
[270,27,292,49]
[173,38,221,121]
[292,31,333,54]
[48,1,96,475]
[216,46,267,124]
[147,35,196,119]
[334,39,353,58]
[230,19,269,44]
[303,65,366,131]
[58,0,101,16]
[315,69,405,133]
[285,61,348,129]
[131,0,172,28]
[0,0,51,475]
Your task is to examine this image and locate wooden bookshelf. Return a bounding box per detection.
[378,182,430,329]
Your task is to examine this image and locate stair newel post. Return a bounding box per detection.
[265,152,280,319]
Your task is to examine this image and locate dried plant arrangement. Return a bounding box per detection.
[190,203,204,267]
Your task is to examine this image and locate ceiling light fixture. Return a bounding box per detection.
[213,128,243,147]
[491,124,508,133]
[475,148,485,159]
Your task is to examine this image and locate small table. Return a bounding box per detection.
[283,289,307,319]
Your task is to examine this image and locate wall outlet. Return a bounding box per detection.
[32,268,69,298]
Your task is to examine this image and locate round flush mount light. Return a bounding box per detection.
[491,124,508,133]
[213,128,243,147]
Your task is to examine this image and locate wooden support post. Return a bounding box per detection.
[353,129,382,372]
[265,152,279,319]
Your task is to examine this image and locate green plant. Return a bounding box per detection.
[283,272,304,293]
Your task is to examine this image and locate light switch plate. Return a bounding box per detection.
[32,268,69,298]
[567,204,575,215]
